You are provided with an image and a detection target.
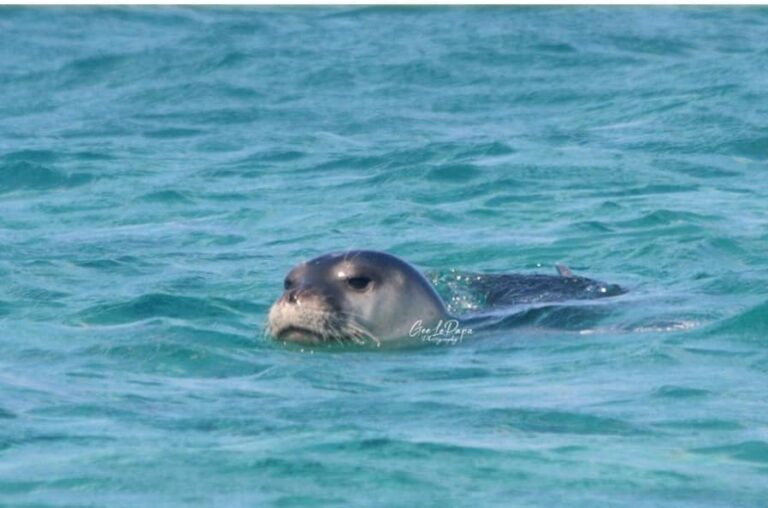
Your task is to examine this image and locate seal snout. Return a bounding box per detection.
[268,283,343,343]
[279,287,337,310]
[283,288,299,305]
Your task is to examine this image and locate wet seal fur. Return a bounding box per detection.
[267,250,624,346]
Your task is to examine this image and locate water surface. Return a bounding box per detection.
[1,7,767,507]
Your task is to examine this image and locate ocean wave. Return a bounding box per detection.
[709,301,768,339]
[75,293,243,325]
[0,161,93,194]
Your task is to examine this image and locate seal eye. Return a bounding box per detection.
[346,276,371,291]
[284,278,294,290]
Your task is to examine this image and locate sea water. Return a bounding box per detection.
[1,7,767,507]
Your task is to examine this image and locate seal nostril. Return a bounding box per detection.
[286,290,298,304]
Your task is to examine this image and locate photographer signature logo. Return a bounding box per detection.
[409,319,473,345]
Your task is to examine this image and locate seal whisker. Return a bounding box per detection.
[341,319,380,346]
[271,305,374,345]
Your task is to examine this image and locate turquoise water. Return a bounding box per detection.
[1,6,768,506]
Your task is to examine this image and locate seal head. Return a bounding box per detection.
[267,250,449,345]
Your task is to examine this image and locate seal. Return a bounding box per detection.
[267,250,624,345]
[267,250,450,345]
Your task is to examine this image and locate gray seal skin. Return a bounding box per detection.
[267,250,450,345]
[267,249,625,346]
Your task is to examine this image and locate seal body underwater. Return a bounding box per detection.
[267,250,624,345]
